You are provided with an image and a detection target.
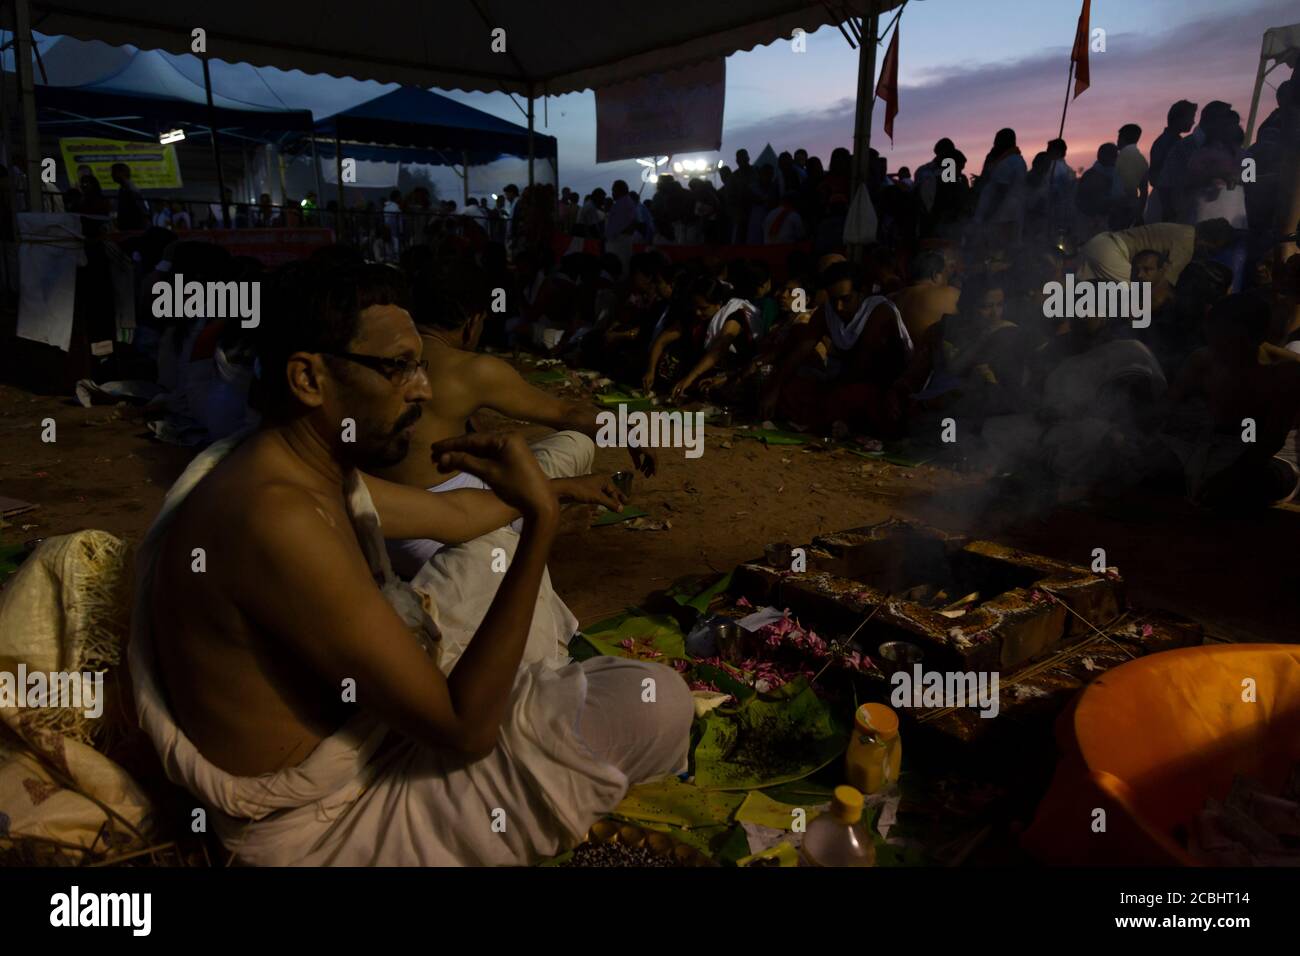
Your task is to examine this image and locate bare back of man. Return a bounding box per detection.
[377,331,654,492]
[150,431,361,775]
[892,281,960,344]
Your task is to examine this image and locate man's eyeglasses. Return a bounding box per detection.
[320,351,429,385]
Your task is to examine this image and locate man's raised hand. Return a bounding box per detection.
[431,432,556,518]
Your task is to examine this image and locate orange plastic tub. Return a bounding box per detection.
[1022,644,1300,865]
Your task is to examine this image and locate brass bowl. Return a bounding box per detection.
[588,819,619,844]
[645,832,674,856]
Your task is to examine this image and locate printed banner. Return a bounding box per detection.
[595,59,725,163]
[59,137,183,190]
[196,228,336,268]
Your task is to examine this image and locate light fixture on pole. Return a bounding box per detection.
[636,156,669,184]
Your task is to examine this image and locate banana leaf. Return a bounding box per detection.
[614,777,744,829]
[736,427,807,446]
[844,447,932,468]
[527,369,569,384]
[735,790,822,830]
[689,662,756,707]
[594,391,654,413]
[590,504,649,526]
[580,611,685,662]
[692,680,848,791]
[662,570,732,613]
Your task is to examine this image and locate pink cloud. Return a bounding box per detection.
[722,0,1296,176]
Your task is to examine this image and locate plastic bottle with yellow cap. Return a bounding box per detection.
[800,785,876,866]
[845,702,902,795]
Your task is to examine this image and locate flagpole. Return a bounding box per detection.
[1057,59,1075,140]
[1047,58,1076,244]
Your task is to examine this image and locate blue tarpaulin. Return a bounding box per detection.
[312,86,556,165]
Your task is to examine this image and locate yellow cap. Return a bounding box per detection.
[831,785,865,823]
[855,702,899,740]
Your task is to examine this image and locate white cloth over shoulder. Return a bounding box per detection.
[703,298,757,352]
[823,296,912,356]
[128,431,688,865]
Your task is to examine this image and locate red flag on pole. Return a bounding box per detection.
[875,22,900,142]
[1071,0,1091,98]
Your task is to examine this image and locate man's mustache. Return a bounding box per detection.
[393,406,422,433]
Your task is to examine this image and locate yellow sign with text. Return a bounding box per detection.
[59,137,183,190]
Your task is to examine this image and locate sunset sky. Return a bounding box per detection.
[13,0,1300,199]
[470,0,1297,193]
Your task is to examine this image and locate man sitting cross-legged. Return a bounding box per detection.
[376,256,658,667]
[128,262,693,866]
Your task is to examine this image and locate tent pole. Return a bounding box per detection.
[201,55,229,227]
[527,86,535,187]
[310,132,324,207]
[14,0,42,212]
[462,150,470,206]
[1244,33,1272,145]
[848,0,880,258]
[334,132,345,214]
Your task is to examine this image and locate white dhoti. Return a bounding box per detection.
[389,431,594,673]
[128,432,693,866]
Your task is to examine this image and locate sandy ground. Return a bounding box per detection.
[2,376,1296,643]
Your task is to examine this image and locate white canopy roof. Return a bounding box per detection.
[12,0,899,95]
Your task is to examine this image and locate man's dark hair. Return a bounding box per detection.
[409,257,490,332]
[1118,124,1141,145]
[912,249,947,282]
[820,259,861,289]
[252,262,409,415]
[1168,100,1197,125]
[1175,259,1233,302]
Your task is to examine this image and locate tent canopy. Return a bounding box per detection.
[10,0,895,95]
[312,86,555,162]
[34,84,314,138]
[6,40,314,140]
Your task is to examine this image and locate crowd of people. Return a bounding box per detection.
[73,65,1300,516]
